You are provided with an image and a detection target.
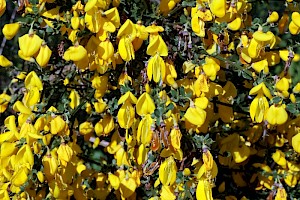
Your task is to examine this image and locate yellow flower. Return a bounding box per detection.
[133,21,148,51]
[118,72,133,86]
[2,22,20,40]
[292,12,300,28]
[249,82,273,123]
[279,49,300,62]
[108,173,120,190]
[106,131,122,154]
[119,176,137,198]
[36,43,52,67]
[50,116,66,135]
[164,59,178,88]
[252,30,275,43]
[160,185,176,200]
[267,11,279,23]
[0,93,11,113]
[42,151,58,177]
[117,19,136,62]
[203,62,220,81]
[0,0,6,17]
[147,54,166,83]
[196,179,213,200]
[265,104,288,125]
[115,147,130,166]
[71,11,80,30]
[92,75,108,98]
[137,143,148,165]
[146,35,168,57]
[272,149,287,168]
[0,142,17,157]
[159,156,177,186]
[169,126,182,150]
[182,60,196,73]
[194,74,209,96]
[249,82,272,99]
[249,93,269,123]
[227,16,242,31]
[136,92,156,116]
[94,98,107,113]
[0,55,12,67]
[98,39,114,61]
[284,172,298,187]
[251,59,269,74]
[79,121,94,135]
[197,158,218,180]
[275,187,287,200]
[25,71,43,91]
[191,14,205,37]
[19,122,42,145]
[64,45,88,62]
[57,142,74,164]
[4,115,18,136]
[118,91,137,105]
[232,144,250,163]
[23,86,41,107]
[184,100,207,126]
[37,171,45,183]
[69,89,80,109]
[118,36,135,62]
[203,149,213,171]
[145,24,164,41]
[247,38,260,59]
[117,19,136,38]
[104,7,120,29]
[292,132,300,153]
[209,0,226,18]
[265,52,280,66]
[101,114,115,135]
[84,5,102,33]
[40,7,61,28]
[137,114,153,145]
[117,100,135,129]
[18,33,43,57]
[13,100,32,115]
[159,0,180,16]
[11,166,29,187]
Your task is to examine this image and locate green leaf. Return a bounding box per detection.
[252,18,261,24]
[166,103,174,111]
[179,15,187,24]
[46,26,53,33]
[32,6,39,15]
[270,96,282,104]
[286,103,298,114]
[181,1,196,7]
[242,70,252,80]
[262,26,270,33]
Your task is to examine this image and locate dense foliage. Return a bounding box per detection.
[1,0,300,199]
